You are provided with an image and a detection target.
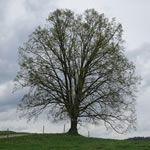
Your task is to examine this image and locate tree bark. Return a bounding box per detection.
[68,118,78,135]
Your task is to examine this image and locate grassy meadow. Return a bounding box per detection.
[0,133,150,150]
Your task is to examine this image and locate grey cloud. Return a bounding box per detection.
[0,82,23,111]
[0,0,150,139]
[24,0,56,13]
[125,43,150,138]
[0,0,58,133]
[0,108,17,121]
[0,60,18,84]
[127,43,150,60]
[0,0,57,58]
[0,0,57,82]
[126,43,150,89]
[0,0,10,21]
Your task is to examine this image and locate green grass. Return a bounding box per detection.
[0,133,150,150]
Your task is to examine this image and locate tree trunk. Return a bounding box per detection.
[68,118,78,135]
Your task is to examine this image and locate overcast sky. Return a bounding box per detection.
[0,0,150,139]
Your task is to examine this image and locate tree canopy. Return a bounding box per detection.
[14,9,140,134]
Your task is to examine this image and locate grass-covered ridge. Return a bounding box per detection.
[0,131,16,136]
[0,133,150,150]
[0,131,28,136]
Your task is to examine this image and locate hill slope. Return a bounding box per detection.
[0,134,150,150]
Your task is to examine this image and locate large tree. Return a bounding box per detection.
[14,9,139,135]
